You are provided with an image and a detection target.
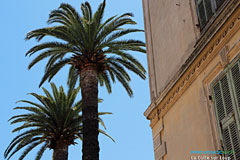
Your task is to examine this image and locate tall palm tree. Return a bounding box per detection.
[25,1,146,159]
[4,83,112,160]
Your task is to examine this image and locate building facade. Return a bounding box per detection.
[142,0,240,159]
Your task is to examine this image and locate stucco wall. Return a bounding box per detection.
[162,56,220,159]
[143,0,199,100]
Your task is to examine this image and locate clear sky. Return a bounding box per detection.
[0,0,153,160]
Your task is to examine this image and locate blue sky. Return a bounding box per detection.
[0,0,153,160]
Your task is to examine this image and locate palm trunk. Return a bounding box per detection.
[80,66,99,160]
[52,141,68,160]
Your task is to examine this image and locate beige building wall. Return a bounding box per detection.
[143,0,240,159]
[142,0,199,100]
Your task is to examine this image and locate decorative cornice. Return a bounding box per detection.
[145,2,240,125]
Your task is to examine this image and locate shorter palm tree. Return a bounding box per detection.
[4,83,112,160]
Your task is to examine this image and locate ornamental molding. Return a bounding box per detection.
[145,4,240,127]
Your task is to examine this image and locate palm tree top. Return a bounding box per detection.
[4,83,112,160]
[25,0,146,97]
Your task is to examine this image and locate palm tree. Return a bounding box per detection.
[25,1,146,159]
[4,83,112,160]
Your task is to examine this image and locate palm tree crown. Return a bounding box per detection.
[25,0,146,96]
[4,83,111,160]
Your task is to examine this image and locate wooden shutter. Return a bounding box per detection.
[222,121,240,159]
[213,75,234,123]
[213,73,240,159]
[220,76,234,115]
[231,61,240,109]
[222,122,234,160]
[213,82,226,123]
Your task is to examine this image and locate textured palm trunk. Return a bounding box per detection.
[52,142,68,160]
[80,66,99,160]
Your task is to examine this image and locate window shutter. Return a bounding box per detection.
[231,62,240,108]
[222,124,234,160]
[213,74,240,159]
[197,0,207,27]
[215,0,225,9]
[213,75,234,122]
[229,122,240,159]
[213,82,226,122]
[222,122,240,159]
[220,76,234,115]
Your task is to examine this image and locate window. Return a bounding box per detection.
[212,60,240,159]
[195,0,226,29]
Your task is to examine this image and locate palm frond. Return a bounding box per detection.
[99,129,115,143]
[35,143,48,160]
[19,141,43,160]
[39,58,71,87]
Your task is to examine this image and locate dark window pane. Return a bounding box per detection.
[204,0,213,19]
[215,0,225,9]
[197,0,207,27]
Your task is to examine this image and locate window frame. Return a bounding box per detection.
[195,0,228,30]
